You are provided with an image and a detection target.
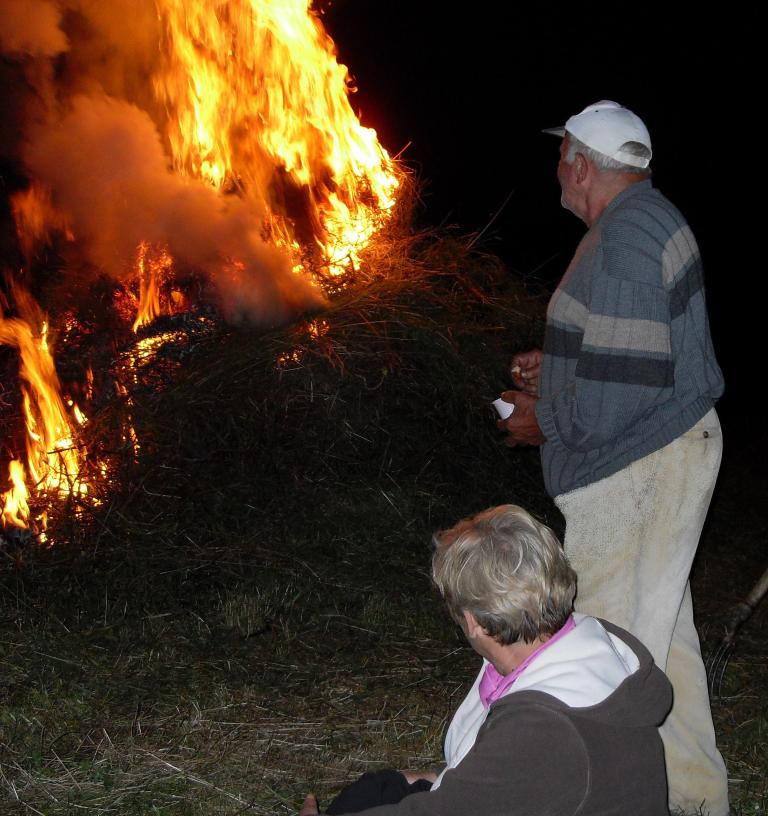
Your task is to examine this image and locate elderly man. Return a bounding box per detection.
[498,101,727,816]
[299,505,671,816]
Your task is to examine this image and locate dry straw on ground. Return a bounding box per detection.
[1,204,766,814]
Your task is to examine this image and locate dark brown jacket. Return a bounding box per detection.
[359,621,671,816]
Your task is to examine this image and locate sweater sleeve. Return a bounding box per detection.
[536,218,674,454]
[345,703,588,816]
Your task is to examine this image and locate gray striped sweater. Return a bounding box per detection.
[536,180,724,497]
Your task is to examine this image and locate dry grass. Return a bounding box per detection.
[1,223,765,815]
[0,498,480,814]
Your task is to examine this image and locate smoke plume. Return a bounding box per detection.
[2,0,326,324]
[24,94,323,321]
[0,0,68,58]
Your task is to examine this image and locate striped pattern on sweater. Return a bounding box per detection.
[536,180,723,497]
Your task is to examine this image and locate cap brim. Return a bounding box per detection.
[541,126,566,137]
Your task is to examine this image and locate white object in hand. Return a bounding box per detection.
[492,398,515,420]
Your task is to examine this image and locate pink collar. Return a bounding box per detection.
[478,615,576,709]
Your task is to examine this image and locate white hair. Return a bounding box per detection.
[565,134,651,175]
[432,505,576,644]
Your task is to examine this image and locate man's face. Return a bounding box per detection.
[557,136,581,217]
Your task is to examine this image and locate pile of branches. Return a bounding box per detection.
[0,178,557,563]
[108,228,552,549]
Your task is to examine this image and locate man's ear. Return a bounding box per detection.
[575,153,587,183]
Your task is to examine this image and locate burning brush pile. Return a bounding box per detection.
[0,0,416,544]
[0,5,559,811]
[1,0,550,560]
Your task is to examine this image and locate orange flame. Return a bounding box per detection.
[152,0,399,279]
[0,283,89,532]
[132,241,174,332]
[1,460,30,529]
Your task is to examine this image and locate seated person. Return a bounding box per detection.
[300,504,672,816]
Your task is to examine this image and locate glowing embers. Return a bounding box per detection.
[117,311,218,459]
[276,318,330,368]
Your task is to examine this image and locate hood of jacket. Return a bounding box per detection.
[494,614,671,729]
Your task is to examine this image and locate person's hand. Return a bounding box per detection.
[401,770,439,785]
[510,349,542,395]
[299,793,319,815]
[497,391,546,447]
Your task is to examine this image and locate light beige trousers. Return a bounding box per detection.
[555,409,729,816]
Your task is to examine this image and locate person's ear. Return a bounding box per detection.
[575,153,587,183]
[462,609,483,639]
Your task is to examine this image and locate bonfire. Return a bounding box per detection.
[1,0,404,539]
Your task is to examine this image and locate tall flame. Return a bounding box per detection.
[153,0,399,277]
[1,283,89,532]
[132,241,173,332]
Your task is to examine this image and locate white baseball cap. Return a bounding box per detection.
[543,100,652,169]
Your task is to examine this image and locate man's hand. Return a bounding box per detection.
[510,349,543,395]
[300,794,319,816]
[497,391,546,447]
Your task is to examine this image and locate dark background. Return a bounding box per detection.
[324,2,762,432]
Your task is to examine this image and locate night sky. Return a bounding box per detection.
[324,3,763,430]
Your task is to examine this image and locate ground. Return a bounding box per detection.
[1,249,766,815]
